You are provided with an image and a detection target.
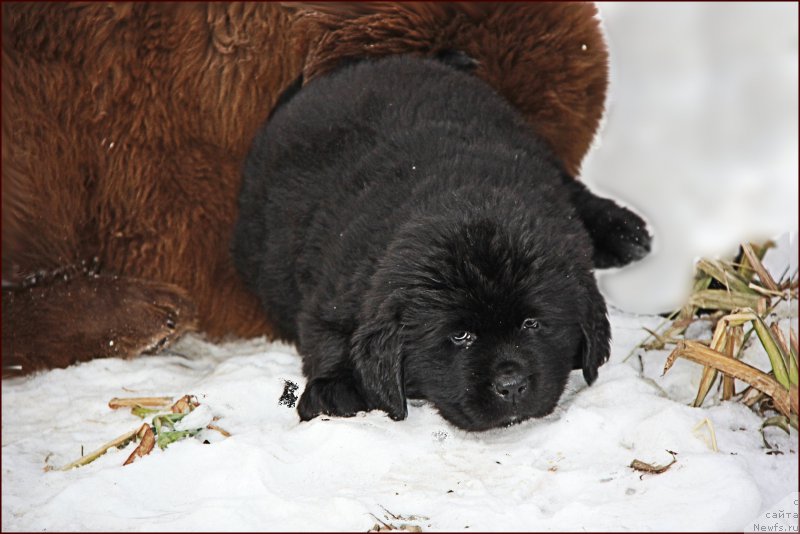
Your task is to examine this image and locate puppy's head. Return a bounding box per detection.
[351,193,610,430]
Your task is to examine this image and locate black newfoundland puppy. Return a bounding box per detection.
[233,55,650,431]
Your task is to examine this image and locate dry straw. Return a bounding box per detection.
[649,242,798,434]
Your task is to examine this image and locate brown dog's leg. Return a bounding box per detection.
[2,275,197,377]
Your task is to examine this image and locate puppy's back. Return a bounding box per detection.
[240,56,553,218]
[233,56,558,339]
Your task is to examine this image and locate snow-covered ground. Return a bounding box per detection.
[2,262,797,531]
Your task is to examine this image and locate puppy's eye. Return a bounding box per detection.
[450,331,476,347]
[522,318,540,330]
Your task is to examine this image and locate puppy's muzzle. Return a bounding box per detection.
[493,373,529,403]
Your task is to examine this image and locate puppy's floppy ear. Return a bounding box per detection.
[350,296,408,421]
[574,276,611,385]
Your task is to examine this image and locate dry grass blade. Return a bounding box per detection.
[756,297,765,316]
[721,311,762,326]
[108,396,173,409]
[696,258,753,293]
[741,243,779,291]
[721,334,736,400]
[770,323,799,386]
[722,310,794,389]
[748,283,786,297]
[59,428,139,471]
[750,315,792,389]
[693,317,747,406]
[693,320,728,407]
[736,241,774,282]
[694,366,719,407]
[688,273,714,307]
[688,289,761,311]
[724,324,746,397]
[123,424,156,466]
[665,341,793,419]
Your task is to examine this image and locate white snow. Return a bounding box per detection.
[586,2,798,314]
[2,287,797,531]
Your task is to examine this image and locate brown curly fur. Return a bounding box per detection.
[1,2,608,374]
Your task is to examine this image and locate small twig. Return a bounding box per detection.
[380,505,400,521]
[748,283,787,298]
[741,243,779,291]
[108,396,173,409]
[630,450,678,476]
[206,423,231,437]
[59,428,139,471]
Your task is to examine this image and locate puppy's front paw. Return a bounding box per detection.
[589,199,652,269]
[297,376,369,421]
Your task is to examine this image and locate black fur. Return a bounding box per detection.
[233,56,650,431]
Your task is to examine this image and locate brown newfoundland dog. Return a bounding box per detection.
[2,3,627,390]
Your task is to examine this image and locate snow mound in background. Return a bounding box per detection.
[2,309,796,531]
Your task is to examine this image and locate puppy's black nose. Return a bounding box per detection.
[493,374,529,403]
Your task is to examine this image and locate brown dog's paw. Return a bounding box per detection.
[106,278,198,358]
[2,275,198,376]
